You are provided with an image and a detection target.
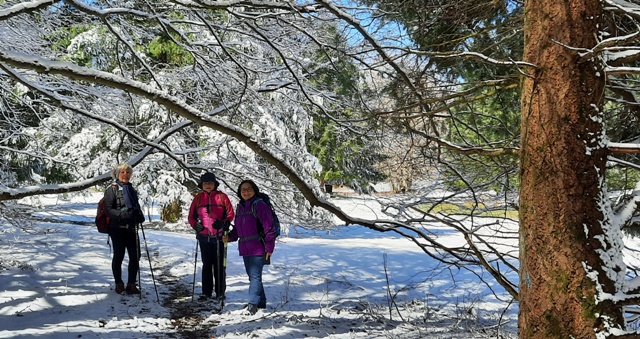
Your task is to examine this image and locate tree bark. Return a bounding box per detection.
[519,0,623,337]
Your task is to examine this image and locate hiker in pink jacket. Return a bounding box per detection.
[188,172,234,309]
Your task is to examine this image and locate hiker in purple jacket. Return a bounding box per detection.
[227,179,275,315]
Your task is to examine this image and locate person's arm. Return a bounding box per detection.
[225,224,237,243]
[105,186,127,221]
[187,197,197,227]
[188,194,204,232]
[256,200,275,253]
[222,193,235,222]
[226,203,240,243]
[104,186,118,219]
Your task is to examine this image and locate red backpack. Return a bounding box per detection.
[95,185,116,233]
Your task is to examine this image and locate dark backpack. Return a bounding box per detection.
[95,185,116,233]
[251,192,281,238]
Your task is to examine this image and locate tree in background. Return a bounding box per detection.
[354,0,640,335]
[303,25,386,192]
[0,2,344,227]
[517,1,620,336]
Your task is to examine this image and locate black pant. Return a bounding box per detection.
[110,227,139,285]
[198,236,225,298]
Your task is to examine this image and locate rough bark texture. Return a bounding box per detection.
[519,0,622,337]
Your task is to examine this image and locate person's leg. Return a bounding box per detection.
[243,255,265,306]
[124,230,139,285]
[258,284,267,308]
[120,229,140,294]
[213,239,226,300]
[257,254,266,307]
[199,237,214,297]
[110,231,126,285]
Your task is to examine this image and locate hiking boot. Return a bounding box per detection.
[212,300,224,314]
[198,294,211,301]
[257,303,266,309]
[126,283,140,294]
[115,283,125,294]
[246,303,258,315]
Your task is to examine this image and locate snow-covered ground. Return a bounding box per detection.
[0,192,518,338]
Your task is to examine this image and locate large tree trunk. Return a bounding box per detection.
[519,0,623,337]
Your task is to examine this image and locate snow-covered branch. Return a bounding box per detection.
[0,0,53,20]
[425,51,536,69]
[609,142,640,153]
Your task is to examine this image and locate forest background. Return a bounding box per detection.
[4,0,640,337]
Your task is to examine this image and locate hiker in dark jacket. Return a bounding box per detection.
[104,163,145,294]
[188,172,234,307]
[227,179,275,315]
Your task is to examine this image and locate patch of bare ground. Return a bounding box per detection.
[154,263,218,339]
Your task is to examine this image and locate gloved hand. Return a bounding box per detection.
[213,219,224,230]
[194,221,205,233]
[135,209,146,223]
[214,220,231,231]
[120,207,132,221]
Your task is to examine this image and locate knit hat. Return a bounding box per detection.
[199,172,219,188]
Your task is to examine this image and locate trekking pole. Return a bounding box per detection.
[192,240,199,302]
[223,229,228,269]
[217,232,223,298]
[136,226,142,300]
[222,228,228,298]
[223,222,231,270]
[139,223,160,302]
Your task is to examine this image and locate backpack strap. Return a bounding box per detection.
[251,198,264,233]
[253,198,267,245]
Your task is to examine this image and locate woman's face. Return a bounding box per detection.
[202,181,215,193]
[240,182,255,201]
[118,169,132,184]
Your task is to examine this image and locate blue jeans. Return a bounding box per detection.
[243,255,266,307]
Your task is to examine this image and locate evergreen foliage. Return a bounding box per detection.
[148,34,194,66]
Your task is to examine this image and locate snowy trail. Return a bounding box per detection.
[151,252,217,339]
[0,194,518,338]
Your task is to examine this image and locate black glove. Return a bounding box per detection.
[136,209,146,223]
[120,207,132,221]
[213,219,224,230]
[194,221,205,233]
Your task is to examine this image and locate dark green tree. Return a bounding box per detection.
[305,26,386,192]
